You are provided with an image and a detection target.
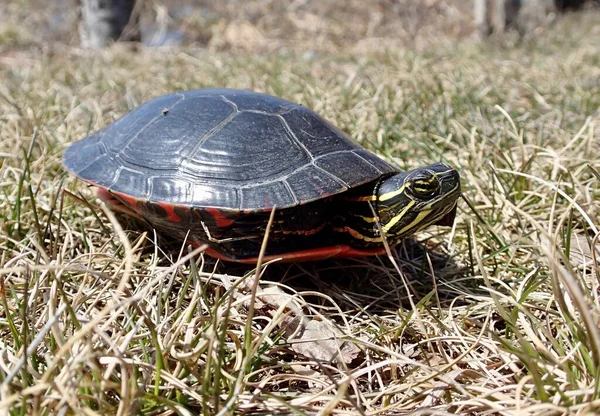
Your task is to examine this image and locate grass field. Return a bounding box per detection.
[2,2,600,414]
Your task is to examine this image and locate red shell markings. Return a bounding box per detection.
[92,186,141,216]
[263,195,272,211]
[92,186,181,223]
[205,207,236,228]
[155,201,183,223]
[200,244,388,264]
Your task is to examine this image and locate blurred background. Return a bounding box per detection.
[2,0,598,54]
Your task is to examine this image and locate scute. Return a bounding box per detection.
[102,93,185,153]
[63,88,398,211]
[280,108,354,157]
[315,151,388,186]
[286,165,347,202]
[114,168,150,198]
[63,137,104,173]
[151,177,193,204]
[120,95,234,170]
[182,111,309,182]
[190,183,239,209]
[240,180,296,211]
[77,155,121,187]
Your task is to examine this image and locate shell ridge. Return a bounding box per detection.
[182,106,239,168]
[106,165,124,189]
[282,179,299,205]
[351,149,394,174]
[68,150,105,176]
[202,149,362,190]
[97,137,108,154]
[312,164,350,188]
[219,95,239,112]
[147,175,154,200]
[238,187,244,210]
[277,113,315,163]
[313,149,360,162]
[108,165,148,196]
[243,108,296,116]
[113,153,179,174]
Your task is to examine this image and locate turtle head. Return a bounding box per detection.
[376,163,461,242]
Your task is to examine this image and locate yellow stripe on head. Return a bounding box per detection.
[387,209,430,237]
[386,199,457,238]
[381,200,415,233]
[413,178,437,186]
[375,164,460,242]
[378,182,409,202]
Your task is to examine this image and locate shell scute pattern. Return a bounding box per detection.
[64,89,397,213]
[279,108,353,158]
[112,168,149,199]
[78,155,121,188]
[119,95,231,171]
[240,180,296,211]
[87,93,185,163]
[182,111,310,183]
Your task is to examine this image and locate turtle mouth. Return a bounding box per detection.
[433,204,457,227]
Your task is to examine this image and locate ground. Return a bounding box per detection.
[1,1,600,415]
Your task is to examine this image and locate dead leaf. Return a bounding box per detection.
[238,283,360,364]
[287,317,360,364]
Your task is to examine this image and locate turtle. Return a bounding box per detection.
[63,88,461,263]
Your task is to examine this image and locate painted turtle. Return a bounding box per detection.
[63,89,461,263]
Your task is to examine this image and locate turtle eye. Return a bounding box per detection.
[407,173,440,199]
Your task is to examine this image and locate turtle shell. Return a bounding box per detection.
[63,89,397,212]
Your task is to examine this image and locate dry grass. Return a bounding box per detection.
[2,2,600,415]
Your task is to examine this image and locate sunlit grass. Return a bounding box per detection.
[1,4,600,415]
